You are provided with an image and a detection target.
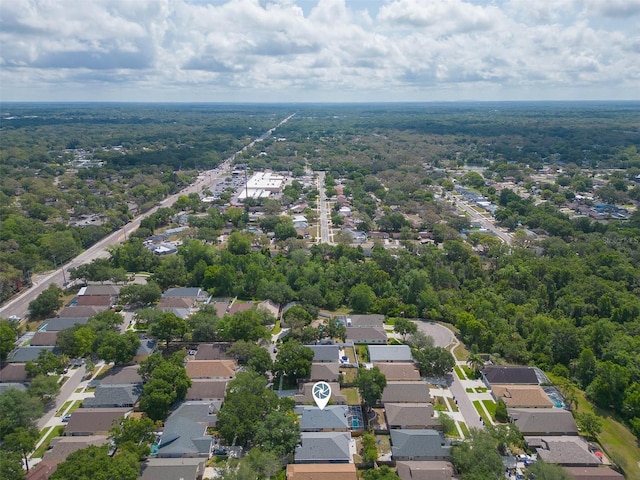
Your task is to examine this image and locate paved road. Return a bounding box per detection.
[412,320,456,348]
[412,321,484,430]
[0,114,296,321]
[317,171,331,244]
[37,365,86,430]
[445,192,512,245]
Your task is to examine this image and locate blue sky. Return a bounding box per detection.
[1,0,639,102]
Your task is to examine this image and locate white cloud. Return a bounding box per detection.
[0,0,638,101]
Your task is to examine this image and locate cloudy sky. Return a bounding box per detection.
[1,0,639,102]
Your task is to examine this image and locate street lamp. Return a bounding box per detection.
[52,255,67,284]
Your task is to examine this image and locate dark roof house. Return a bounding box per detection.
[82,384,141,408]
[308,345,340,363]
[396,461,455,480]
[294,431,351,464]
[345,326,387,344]
[381,382,430,404]
[391,429,451,461]
[509,408,579,436]
[482,366,539,386]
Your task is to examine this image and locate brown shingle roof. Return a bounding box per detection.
[396,461,455,480]
[76,295,112,306]
[295,382,347,405]
[194,343,233,360]
[65,409,129,435]
[25,460,58,480]
[385,403,437,429]
[30,331,59,346]
[509,408,579,435]
[309,363,340,382]
[286,463,357,480]
[375,363,421,381]
[157,297,193,309]
[57,306,106,318]
[563,467,625,480]
[0,363,28,383]
[492,385,553,408]
[185,380,228,401]
[382,382,430,403]
[185,360,237,379]
[43,435,109,462]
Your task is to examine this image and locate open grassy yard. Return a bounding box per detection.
[340,368,358,384]
[355,345,369,362]
[32,425,64,458]
[473,400,492,425]
[342,387,360,405]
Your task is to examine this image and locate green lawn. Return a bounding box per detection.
[32,426,65,458]
[475,387,488,393]
[355,345,369,363]
[465,387,473,393]
[55,400,72,417]
[473,400,491,425]
[459,421,470,438]
[342,387,360,405]
[271,320,281,335]
[67,400,83,414]
[454,365,466,380]
[443,396,459,412]
[340,368,358,384]
[482,400,497,419]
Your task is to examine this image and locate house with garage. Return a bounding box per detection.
[385,403,438,430]
[185,360,237,380]
[308,344,340,363]
[396,460,456,480]
[65,408,130,436]
[297,405,350,432]
[390,429,451,461]
[491,385,553,408]
[381,382,431,404]
[345,326,387,344]
[508,408,579,436]
[309,363,340,382]
[375,363,421,381]
[369,345,413,363]
[82,384,141,409]
[139,458,206,480]
[481,365,540,388]
[294,431,352,464]
[286,463,357,480]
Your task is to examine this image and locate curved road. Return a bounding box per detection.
[413,320,484,431]
[0,114,296,322]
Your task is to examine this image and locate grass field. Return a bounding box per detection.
[454,365,466,380]
[459,421,470,438]
[55,400,72,417]
[342,387,360,405]
[473,400,492,425]
[482,400,497,419]
[271,320,281,335]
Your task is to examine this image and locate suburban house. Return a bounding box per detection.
[368,345,413,363]
[58,306,107,317]
[396,460,456,480]
[8,346,55,363]
[342,314,384,327]
[42,435,108,464]
[345,326,387,344]
[385,403,438,430]
[76,295,114,307]
[29,331,59,346]
[309,363,340,382]
[0,363,28,383]
[185,380,228,402]
[563,467,625,480]
[155,417,214,458]
[295,382,346,405]
[96,365,143,385]
[381,382,431,404]
[82,384,141,409]
[24,460,58,480]
[39,317,90,331]
[297,405,350,432]
[185,360,237,380]
[193,343,233,361]
[390,429,451,461]
[526,436,602,467]
[80,285,121,296]
[139,458,205,480]
[491,385,554,408]
[308,345,340,363]
[64,408,130,436]
[481,365,540,387]
[162,287,209,303]
[508,408,579,436]
[286,463,358,480]
[375,363,421,381]
[294,431,352,464]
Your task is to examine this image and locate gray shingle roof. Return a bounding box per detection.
[162,287,202,298]
[369,345,413,362]
[9,346,55,363]
[308,345,340,362]
[139,458,205,480]
[309,363,340,381]
[156,417,213,458]
[396,461,455,480]
[296,405,350,431]
[83,384,141,408]
[381,382,431,403]
[295,431,351,463]
[345,326,387,343]
[509,408,579,435]
[40,317,89,331]
[391,429,451,460]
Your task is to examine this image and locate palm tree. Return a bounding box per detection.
[467,353,485,378]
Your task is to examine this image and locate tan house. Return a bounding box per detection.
[286,464,358,480]
[375,363,421,381]
[385,403,438,430]
[185,360,237,379]
[492,385,553,408]
[396,461,455,480]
